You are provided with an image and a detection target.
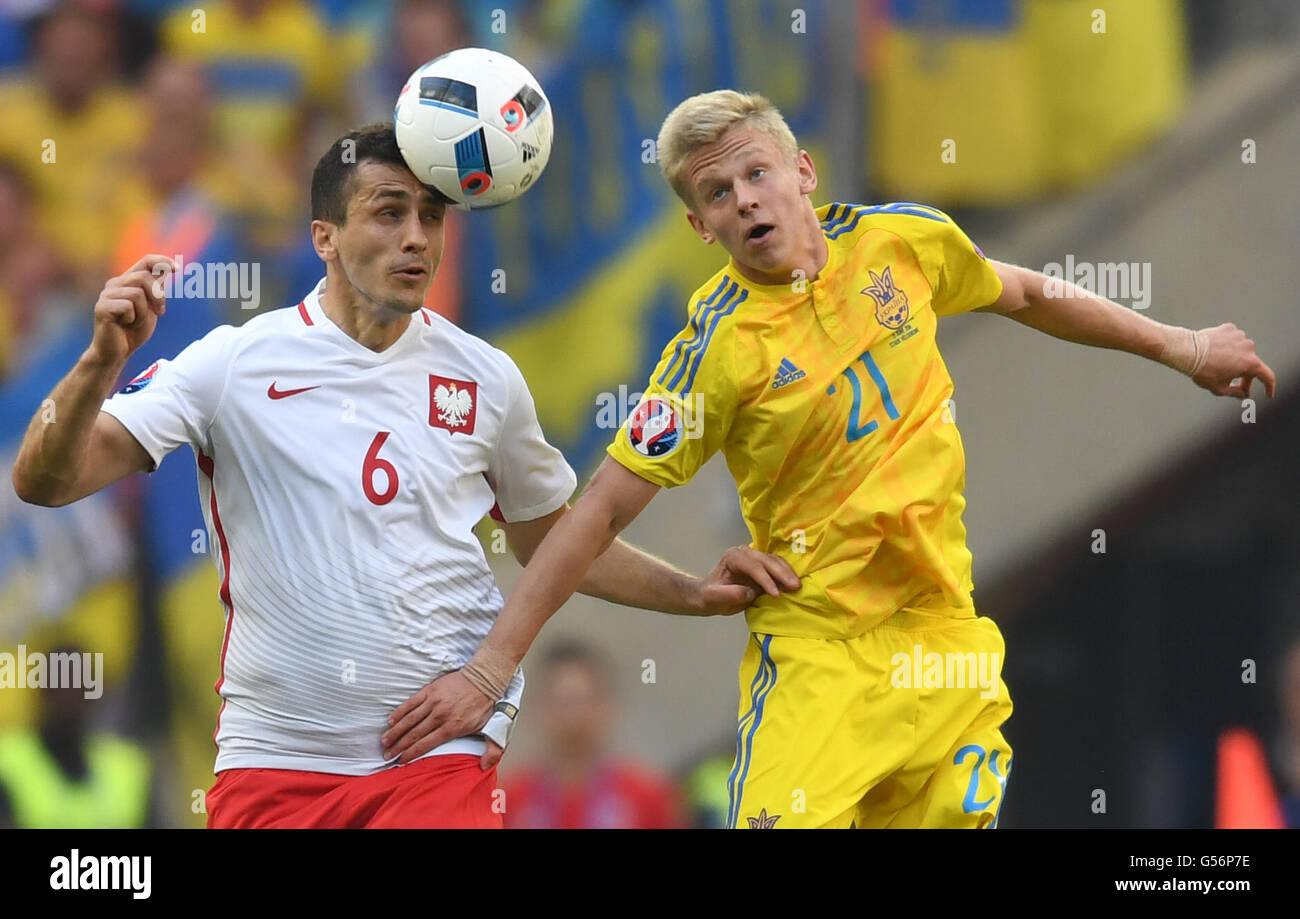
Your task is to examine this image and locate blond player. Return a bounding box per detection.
[377,93,1277,828]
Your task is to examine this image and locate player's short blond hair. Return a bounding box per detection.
[657,90,799,208]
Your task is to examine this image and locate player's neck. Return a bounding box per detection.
[320,281,413,353]
[795,204,830,282]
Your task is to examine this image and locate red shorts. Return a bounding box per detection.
[206,754,503,829]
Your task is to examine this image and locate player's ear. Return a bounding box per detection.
[796,150,818,196]
[311,219,339,262]
[686,210,714,244]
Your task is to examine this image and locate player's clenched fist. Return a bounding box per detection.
[90,254,175,364]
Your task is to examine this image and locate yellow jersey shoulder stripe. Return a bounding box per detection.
[656,275,747,394]
[818,201,951,241]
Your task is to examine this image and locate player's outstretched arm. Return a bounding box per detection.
[381,457,799,765]
[383,457,654,763]
[11,255,174,506]
[978,260,1277,399]
[503,504,798,617]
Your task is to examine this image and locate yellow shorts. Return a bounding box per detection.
[726,606,1013,829]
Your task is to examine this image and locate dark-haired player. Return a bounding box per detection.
[10,123,798,829]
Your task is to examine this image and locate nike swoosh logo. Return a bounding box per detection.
[267,382,321,400]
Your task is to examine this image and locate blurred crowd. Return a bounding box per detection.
[0,0,497,375]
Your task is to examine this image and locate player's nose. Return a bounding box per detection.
[400,211,429,252]
[735,182,759,213]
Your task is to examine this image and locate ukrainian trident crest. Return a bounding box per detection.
[863,266,910,330]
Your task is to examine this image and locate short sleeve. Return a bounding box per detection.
[486,354,576,522]
[606,325,739,489]
[100,324,239,471]
[917,211,1004,317]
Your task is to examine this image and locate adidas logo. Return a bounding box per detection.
[521,142,539,162]
[771,358,806,390]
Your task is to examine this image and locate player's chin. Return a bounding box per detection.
[731,247,785,278]
[387,276,430,311]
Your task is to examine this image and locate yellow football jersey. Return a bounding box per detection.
[608,202,1004,640]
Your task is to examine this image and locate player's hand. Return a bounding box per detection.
[381,670,495,766]
[1191,323,1277,399]
[693,545,801,615]
[89,254,174,365]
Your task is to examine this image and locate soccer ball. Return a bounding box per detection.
[394,47,553,210]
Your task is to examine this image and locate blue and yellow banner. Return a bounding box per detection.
[463,0,837,474]
[870,0,1188,202]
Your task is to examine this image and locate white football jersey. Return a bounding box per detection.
[101,278,576,775]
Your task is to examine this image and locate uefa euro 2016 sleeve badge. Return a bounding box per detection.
[120,361,161,394]
[626,395,682,458]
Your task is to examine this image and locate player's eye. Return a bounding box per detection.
[710,187,727,201]
[379,208,399,218]
[751,167,765,179]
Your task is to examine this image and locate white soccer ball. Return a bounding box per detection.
[393,47,553,210]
